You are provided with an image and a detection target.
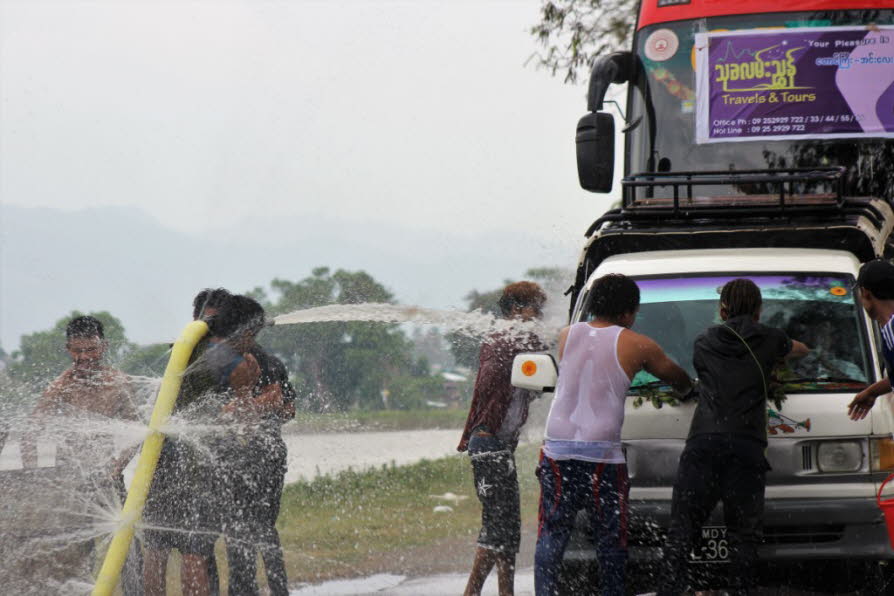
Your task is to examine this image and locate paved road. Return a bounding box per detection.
[288,568,872,595]
[289,569,535,596]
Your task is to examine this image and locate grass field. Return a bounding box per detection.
[276,442,542,585]
[154,422,544,593]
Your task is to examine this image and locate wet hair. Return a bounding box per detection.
[192,288,232,320]
[498,281,547,317]
[211,294,266,338]
[587,274,640,322]
[66,315,104,340]
[720,278,762,318]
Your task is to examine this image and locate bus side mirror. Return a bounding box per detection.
[576,112,615,193]
[511,353,558,393]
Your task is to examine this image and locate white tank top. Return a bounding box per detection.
[543,323,632,462]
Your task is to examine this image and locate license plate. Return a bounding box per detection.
[688,526,730,564]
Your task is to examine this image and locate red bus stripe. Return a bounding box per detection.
[593,462,605,514]
[538,455,564,538]
[639,0,894,30]
[619,464,629,549]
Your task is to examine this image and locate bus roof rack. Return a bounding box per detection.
[620,166,847,213]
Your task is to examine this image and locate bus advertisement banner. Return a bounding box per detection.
[695,26,894,144]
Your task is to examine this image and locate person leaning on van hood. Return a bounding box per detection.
[849,260,894,421]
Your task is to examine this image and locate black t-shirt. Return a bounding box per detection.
[689,315,792,445]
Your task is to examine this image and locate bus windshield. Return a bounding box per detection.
[628,9,894,200]
[618,273,873,393]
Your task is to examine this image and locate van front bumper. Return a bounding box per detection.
[563,497,894,562]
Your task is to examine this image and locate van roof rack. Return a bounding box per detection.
[570,167,894,314]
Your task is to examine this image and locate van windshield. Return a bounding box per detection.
[620,273,872,392]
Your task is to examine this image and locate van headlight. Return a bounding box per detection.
[870,437,894,471]
[817,441,863,473]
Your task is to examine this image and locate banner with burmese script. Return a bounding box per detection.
[694,26,894,144]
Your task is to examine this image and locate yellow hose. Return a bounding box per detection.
[92,320,209,596]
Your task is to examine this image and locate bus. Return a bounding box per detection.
[562,1,894,592]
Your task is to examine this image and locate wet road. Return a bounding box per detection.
[281,428,459,483]
[287,569,852,595]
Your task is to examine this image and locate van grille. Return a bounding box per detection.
[763,525,844,544]
[629,525,844,546]
[801,444,813,471]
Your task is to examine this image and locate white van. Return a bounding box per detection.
[517,243,894,592]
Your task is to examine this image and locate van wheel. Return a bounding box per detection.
[860,560,894,595]
[555,561,599,596]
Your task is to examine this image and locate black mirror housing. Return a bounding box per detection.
[576,112,615,193]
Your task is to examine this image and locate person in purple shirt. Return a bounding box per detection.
[849,260,894,420]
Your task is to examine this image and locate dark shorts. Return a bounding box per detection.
[468,432,520,553]
[219,431,287,532]
[142,439,218,556]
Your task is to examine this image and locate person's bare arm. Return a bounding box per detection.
[787,340,810,359]
[639,335,693,394]
[556,326,571,360]
[848,378,891,421]
[221,354,262,416]
[115,373,142,422]
[252,383,285,415]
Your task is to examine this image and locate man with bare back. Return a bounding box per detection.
[534,274,693,596]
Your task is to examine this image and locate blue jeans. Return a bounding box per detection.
[534,455,629,596]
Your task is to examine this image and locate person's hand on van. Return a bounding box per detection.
[848,378,891,420]
[676,378,700,402]
[787,339,810,359]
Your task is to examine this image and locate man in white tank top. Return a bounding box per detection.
[535,274,692,596]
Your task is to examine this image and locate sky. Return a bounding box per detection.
[0,0,621,349]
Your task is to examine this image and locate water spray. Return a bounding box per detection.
[91,320,208,596]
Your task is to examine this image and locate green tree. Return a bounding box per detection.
[530,0,636,83]
[6,311,134,391]
[118,343,172,377]
[447,267,571,368]
[446,284,508,369]
[257,267,421,412]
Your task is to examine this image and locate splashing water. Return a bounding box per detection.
[0,302,562,594]
[273,302,556,342]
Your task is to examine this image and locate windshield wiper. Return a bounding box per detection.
[781,376,868,385]
[630,380,671,389]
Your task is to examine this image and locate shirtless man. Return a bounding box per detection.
[21,315,143,594]
[22,316,139,466]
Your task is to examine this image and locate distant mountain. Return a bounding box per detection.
[0,205,570,349]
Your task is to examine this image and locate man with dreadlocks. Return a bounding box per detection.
[658,278,808,596]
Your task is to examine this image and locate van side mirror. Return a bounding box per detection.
[511,353,558,393]
[576,112,615,193]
